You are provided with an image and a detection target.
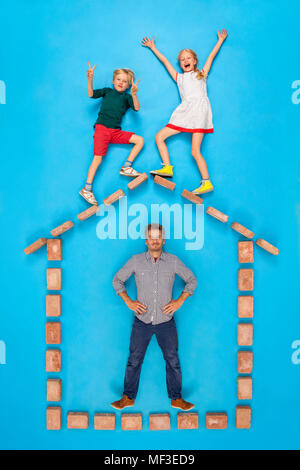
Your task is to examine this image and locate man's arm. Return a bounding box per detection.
[112,257,147,315]
[175,257,197,296]
[163,257,197,316]
[112,256,135,294]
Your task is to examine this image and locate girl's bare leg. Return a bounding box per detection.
[155,126,180,165]
[127,134,144,162]
[191,133,209,180]
[86,155,103,184]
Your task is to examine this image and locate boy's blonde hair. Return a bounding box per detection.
[177,49,205,80]
[113,68,135,87]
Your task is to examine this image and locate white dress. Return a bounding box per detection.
[167,71,214,133]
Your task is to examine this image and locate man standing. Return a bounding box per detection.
[111,223,197,411]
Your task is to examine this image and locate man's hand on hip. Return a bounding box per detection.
[163,299,183,316]
[163,292,190,316]
[118,291,147,315]
[127,300,147,315]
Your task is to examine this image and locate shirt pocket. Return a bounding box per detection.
[159,271,175,285]
[134,270,152,299]
[159,271,175,303]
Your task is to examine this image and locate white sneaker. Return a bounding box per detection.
[79,188,98,205]
[120,166,141,177]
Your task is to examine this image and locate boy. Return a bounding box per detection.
[80,63,144,205]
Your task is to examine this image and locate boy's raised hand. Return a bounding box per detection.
[131,78,140,95]
[87,61,97,79]
[141,36,155,50]
[217,29,228,41]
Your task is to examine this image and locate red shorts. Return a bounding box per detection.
[93,124,134,156]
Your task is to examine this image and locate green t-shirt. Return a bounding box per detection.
[91,87,136,129]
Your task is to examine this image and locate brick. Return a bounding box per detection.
[24,237,47,255]
[77,205,99,221]
[236,406,251,429]
[94,413,115,430]
[46,322,61,344]
[238,241,253,263]
[127,172,148,190]
[181,189,203,205]
[46,349,61,372]
[238,323,253,346]
[47,268,62,290]
[238,296,253,318]
[149,413,170,431]
[206,206,228,223]
[206,413,227,429]
[67,412,89,429]
[121,413,142,431]
[46,295,61,317]
[231,222,254,239]
[256,238,279,255]
[238,269,254,291]
[47,406,62,430]
[50,221,74,237]
[154,175,176,191]
[47,379,62,401]
[103,189,125,206]
[47,239,62,261]
[237,351,253,374]
[237,377,252,400]
[177,412,199,430]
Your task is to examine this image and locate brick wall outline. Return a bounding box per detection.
[23,177,279,431]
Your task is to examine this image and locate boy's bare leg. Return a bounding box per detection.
[79,155,103,205]
[126,135,144,162]
[87,155,103,183]
[120,135,144,177]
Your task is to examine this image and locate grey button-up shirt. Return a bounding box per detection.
[113,251,197,325]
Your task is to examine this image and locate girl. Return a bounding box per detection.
[142,30,228,194]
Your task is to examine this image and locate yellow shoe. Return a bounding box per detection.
[192,180,214,195]
[150,164,173,177]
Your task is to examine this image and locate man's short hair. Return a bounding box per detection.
[145,223,165,238]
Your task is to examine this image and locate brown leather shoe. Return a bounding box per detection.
[171,398,194,411]
[110,395,135,410]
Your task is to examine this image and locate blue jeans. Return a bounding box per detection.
[123,317,182,400]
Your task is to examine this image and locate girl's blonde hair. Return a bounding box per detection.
[177,49,204,80]
[113,68,135,87]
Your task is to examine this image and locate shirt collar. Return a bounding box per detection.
[145,250,166,262]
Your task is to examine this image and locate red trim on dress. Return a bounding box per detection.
[166,123,214,134]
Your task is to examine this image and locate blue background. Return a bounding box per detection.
[0,0,299,450]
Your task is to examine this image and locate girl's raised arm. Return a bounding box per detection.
[202,29,228,78]
[142,36,177,82]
